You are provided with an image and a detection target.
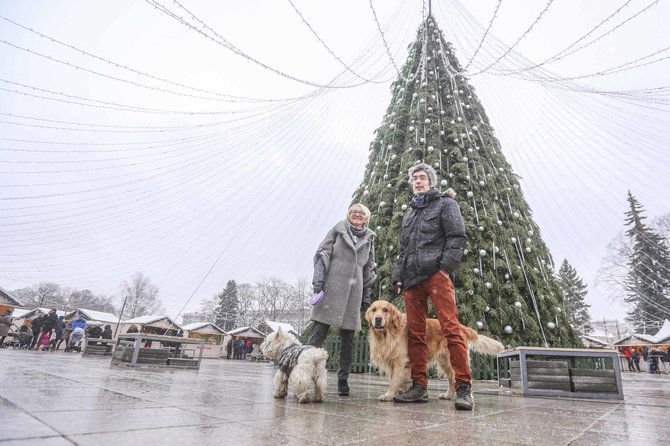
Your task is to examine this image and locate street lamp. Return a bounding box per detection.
[114,296,129,338]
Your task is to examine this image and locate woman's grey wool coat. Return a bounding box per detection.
[310,220,376,331]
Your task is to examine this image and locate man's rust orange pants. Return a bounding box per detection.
[404,271,471,389]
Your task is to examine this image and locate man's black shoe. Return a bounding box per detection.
[455,382,474,410]
[337,379,350,396]
[393,381,428,403]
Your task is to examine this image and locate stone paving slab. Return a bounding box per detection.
[1,349,668,445]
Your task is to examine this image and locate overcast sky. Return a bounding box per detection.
[1,0,668,323]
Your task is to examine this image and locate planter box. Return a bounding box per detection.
[498,347,623,400]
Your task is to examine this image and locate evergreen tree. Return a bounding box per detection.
[214,280,239,331]
[622,191,670,332]
[352,16,581,347]
[557,260,592,336]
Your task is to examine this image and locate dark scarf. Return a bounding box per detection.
[348,222,366,245]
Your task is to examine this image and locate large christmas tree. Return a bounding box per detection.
[353,16,581,347]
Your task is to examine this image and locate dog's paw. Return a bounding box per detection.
[274,392,287,399]
[438,390,454,400]
[297,395,311,403]
[378,392,395,402]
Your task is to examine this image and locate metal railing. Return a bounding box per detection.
[321,334,498,381]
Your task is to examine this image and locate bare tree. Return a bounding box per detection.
[119,272,163,319]
[11,282,65,307]
[596,232,633,301]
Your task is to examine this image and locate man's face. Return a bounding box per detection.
[412,170,431,194]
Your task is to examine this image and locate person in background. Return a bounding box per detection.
[50,315,66,351]
[226,338,233,359]
[307,203,376,396]
[126,324,139,334]
[38,309,59,350]
[102,324,113,339]
[29,314,44,349]
[623,347,634,372]
[392,163,472,410]
[632,348,641,372]
[56,321,72,351]
[0,309,12,346]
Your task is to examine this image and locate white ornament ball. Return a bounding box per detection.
[389,124,395,129]
[473,268,479,274]
[391,154,397,160]
[511,237,517,243]
[468,289,474,295]
[467,191,473,198]
[547,322,556,329]
[363,190,369,195]
[513,212,520,218]
[376,226,382,231]
[472,125,478,131]
[479,181,485,186]
[387,184,392,188]
[409,126,415,131]
[420,98,426,103]
[485,306,490,312]
[478,226,484,231]
[526,238,531,243]
[427,107,433,112]
[440,130,445,136]
[433,163,439,168]
[381,285,387,290]
[427,145,434,152]
[497,220,502,226]
[457,117,463,122]
[514,301,522,309]
[379,201,386,207]
[466,175,471,180]
[504,274,510,279]
[494,246,499,253]
[526,247,531,252]
[440,110,446,115]
[476,321,484,329]
[420,137,426,143]
[412,93,418,98]
[479,249,487,256]
[504,325,513,334]
[485,282,492,289]
[425,119,431,124]
[463,249,468,255]
[401,204,407,211]
[450,120,456,125]
[440,179,448,186]
[528,230,534,236]
[454,138,459,143]
[463,156,468,162]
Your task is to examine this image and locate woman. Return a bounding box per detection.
[0,310,12,346]
[307,203,376,396]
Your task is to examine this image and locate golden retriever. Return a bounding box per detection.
[365,300,504,401]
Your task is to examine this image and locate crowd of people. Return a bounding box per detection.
[225,338,255,359]
[620,345,670,374]
[0,308,114,352]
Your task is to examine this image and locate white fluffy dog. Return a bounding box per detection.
[260,327,328,403]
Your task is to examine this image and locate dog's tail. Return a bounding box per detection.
[470,334,505,356]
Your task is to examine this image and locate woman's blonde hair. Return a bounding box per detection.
[347,203,371,222]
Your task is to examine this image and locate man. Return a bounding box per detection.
[391,163,473,410]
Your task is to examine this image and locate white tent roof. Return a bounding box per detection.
[654,319,670,342]
[121,315,181,328]
[182,322,225,333]
[263,320,296,334]
[0,286,22,306]
[66,308,118,324]
[614,319,670,346]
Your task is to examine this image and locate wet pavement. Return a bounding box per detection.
[1,349,668,445]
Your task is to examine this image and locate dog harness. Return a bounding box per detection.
[278,344,316,375]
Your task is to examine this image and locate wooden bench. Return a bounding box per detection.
[111,334,204,369]
[82,339,115,356]
[497,347,623,400]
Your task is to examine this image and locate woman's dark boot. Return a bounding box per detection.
[337,379,350,396]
